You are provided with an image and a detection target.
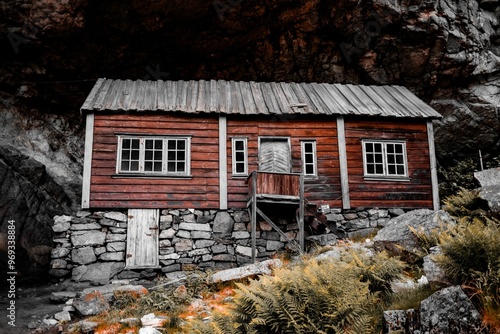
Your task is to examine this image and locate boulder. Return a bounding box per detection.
[419,286,482,333]
[71,246,97,265]
[54,310,71,322]
[139,327,162,334]
[373,209,455,262]
[73,291,110,316]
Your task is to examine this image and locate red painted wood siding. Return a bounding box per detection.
[344,118,433,209]
[89,113,220,209]
[226,117,342,208]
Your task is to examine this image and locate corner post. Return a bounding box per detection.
[427,120,440,210]
[298,174,305,252]
[81,113,94,209]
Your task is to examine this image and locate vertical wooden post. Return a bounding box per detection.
[81,113,94,209]
[219,116,228,210]
[336,116,350,209]
[251,172,258,263]
[298,174,305,252]
[427,120,440,211]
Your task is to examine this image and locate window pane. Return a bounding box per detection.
[145,140,153,149]
[375,153,383,163]
[168,151,175,161]
[122,151,130,160]
[235,152,244,161]
[387,155,395,163]
[236,162,244,173]
[367,164,374,174]
[177,151,185,161]
[167,162,175,172]
[154,151,162,160]
[121,161,129,171]
[374,143,382,152]
[305,143,312,152]
[395,144,403,154]
[155,140,162,149]
[367,154,374,163]
[154,162,162,171]
[145,161,152,171]
[396,154,404,164]
[130,161,139,171]
[131,139,140,149]
[177,162,185,172]
[306,164,314,174]
[235,140,244,151]
[131,149,139,160]
[397,165,405,175]
[168,140,176,150]
[145,150,153,160]
[305,154,313,164]
[375,164,383,174]
[366,143,373,152]
[387,144,394,153]
[177,140,185,150]
[388,165,396,174]
[123,139,131,149]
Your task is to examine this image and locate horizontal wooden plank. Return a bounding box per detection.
[95,113,218,123]
[350,199,433,209]
[91,175,219,185]
[91,192,219,201]
[92,184,220,193]
[90,199,220,210]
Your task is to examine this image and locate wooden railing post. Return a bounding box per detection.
[298,174,304,252]
[251,171,257,263]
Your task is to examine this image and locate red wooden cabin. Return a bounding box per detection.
[80,79,441,264]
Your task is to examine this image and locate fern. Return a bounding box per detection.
[189,251,404,333]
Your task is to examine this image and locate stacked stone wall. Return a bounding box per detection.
[50,207,406,282]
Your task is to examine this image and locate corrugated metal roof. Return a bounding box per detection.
[81,78,441,119]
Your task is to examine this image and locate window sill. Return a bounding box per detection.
[112,174,192,179]
[363,176,410,182]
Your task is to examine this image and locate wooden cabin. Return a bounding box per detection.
[80,79,441,265]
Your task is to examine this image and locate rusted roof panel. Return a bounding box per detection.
[81,79,441,119]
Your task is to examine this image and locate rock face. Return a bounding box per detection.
[0,145,72,279]
[373,209,455,262]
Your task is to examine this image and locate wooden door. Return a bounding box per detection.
[259,138,292,173]
[126,209,159,268]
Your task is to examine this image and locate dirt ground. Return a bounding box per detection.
[0,279,92,334]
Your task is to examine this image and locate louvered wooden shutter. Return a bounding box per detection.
[259,140,291,172]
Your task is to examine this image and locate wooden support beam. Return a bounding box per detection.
[81,113,94,209]
[219,115,228,209]
[298,174,305,252]
[427,120,440,210]
[336,116,350,209]
[251,172,257,263]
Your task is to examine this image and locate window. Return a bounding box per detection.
[117,136,190,176]
[232,138,248,176]
[362,140,407,178]
[301,140,317,176]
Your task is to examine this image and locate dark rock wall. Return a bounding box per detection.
[0,0,499,278]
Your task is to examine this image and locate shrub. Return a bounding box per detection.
[437,220,500,333]
[188,250,404,334]
[443,188,494,225]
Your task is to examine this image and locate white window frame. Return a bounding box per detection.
[116,135,191,177]
[301,140,317,177]
[362,140,408,178]
[231,137,248,177]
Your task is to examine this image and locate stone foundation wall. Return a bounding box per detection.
[50,207,406,283]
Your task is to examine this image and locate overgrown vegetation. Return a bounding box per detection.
[188,250,404,334]
[439,189,500,332]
